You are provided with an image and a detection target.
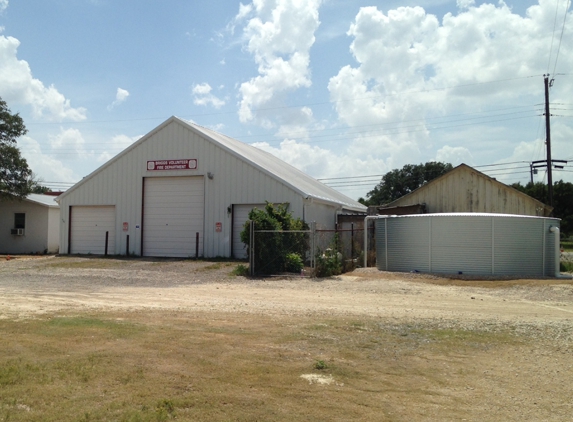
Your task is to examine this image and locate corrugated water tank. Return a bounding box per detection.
[375,213,561,277]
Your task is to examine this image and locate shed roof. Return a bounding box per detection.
[24,194,59,208]
[57,116,366,212]
[383,163,552,215]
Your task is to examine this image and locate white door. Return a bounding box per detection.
[143,176,204,257]
[70,206,116,255]
[232,204,265,259]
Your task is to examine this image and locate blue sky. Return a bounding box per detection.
[1,0,572,200]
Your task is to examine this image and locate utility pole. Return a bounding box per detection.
[544,74,554,208]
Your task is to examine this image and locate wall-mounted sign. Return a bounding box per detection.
[123,222,128,231]
[215,222,222,232]
[147,159,198,171]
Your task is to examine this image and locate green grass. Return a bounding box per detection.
[561,240,573,252]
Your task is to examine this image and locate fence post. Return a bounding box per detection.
[351,223,354,259]
[195,232,199,259]
[249,220,255,276]
[104,231,109,256]
[126,235,130,256]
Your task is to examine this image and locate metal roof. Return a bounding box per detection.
[180,118,366,212]
[25,194,59,208]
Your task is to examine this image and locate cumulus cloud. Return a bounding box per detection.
[435,145,474,166]
[49,127,87,159]
[192,83,225,108]
[236,0,322,125]
[19,135,80,185]
[107,87,130,110]
[97,134,141,162]
[0,35,87,121]
[328,1,573,179]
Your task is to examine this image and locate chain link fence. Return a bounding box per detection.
[247,221,376,277]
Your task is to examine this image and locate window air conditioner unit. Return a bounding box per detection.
[10,228,24,236]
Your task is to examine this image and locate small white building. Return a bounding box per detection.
[0,194,60,254]
[56,116,366,258]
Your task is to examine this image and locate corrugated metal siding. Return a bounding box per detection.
[431,216,492,275]
[375,214,561,277]
[58,119,337,257]
[493,217,544,276]
[387,217,430,272]
[389,166,548,216]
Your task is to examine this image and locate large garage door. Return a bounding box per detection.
[232,204,265,259]
[143,176,204,257]
[70,206,116,255]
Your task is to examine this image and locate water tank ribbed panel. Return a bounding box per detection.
[494,217,544,275]
[387,217,430,272]
[430,216,492,274]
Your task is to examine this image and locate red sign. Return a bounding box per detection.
[123,222,128,231]
[147,159,197,171]
[215,222,222,232]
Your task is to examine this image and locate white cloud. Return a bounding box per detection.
[457,0,475,9]
[192,83,226,108]
[327,1,573,180]
[107,87,130,110]
[19,135,80,185]
[237,0,322,125]
[0,0,8,14]
[435,145,474,166]
[97,134,141,162]
[0,35,87,121]
[49,127,87,159]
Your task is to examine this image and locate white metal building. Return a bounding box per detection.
[56,116,366,258]
[0,194,60,254]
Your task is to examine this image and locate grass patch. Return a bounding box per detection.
[0,312,568,421]
[231,264,249,276]
[562,240,573,252]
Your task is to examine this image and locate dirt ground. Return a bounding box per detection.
[1,255,572,325]
[1,255,572,421]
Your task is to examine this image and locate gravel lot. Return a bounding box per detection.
[1,255,573,421]
[1,255,572,332]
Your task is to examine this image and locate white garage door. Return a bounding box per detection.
[143,176,204,257]
[232,204,265,259]
[70,206,116,255]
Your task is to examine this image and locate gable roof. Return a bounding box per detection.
[384,163,552,214]
[58,116,366,212]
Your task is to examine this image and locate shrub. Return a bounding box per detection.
[240,202,309,275]
[284,253,304,273]
[315,247,342,278]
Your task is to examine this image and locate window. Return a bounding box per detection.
[14,213,25,229]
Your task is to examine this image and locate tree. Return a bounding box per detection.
[0,97,34,200]
[360,161,453,206]
[240,202,309,275]
[512,180,573,236]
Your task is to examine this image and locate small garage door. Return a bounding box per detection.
[70,206,116,254]
[143,176,204,257]
[232,204,265,259]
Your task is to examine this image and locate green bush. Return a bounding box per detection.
[240,202,309,275]
[285,253,304,273]
[315,247,342,278]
